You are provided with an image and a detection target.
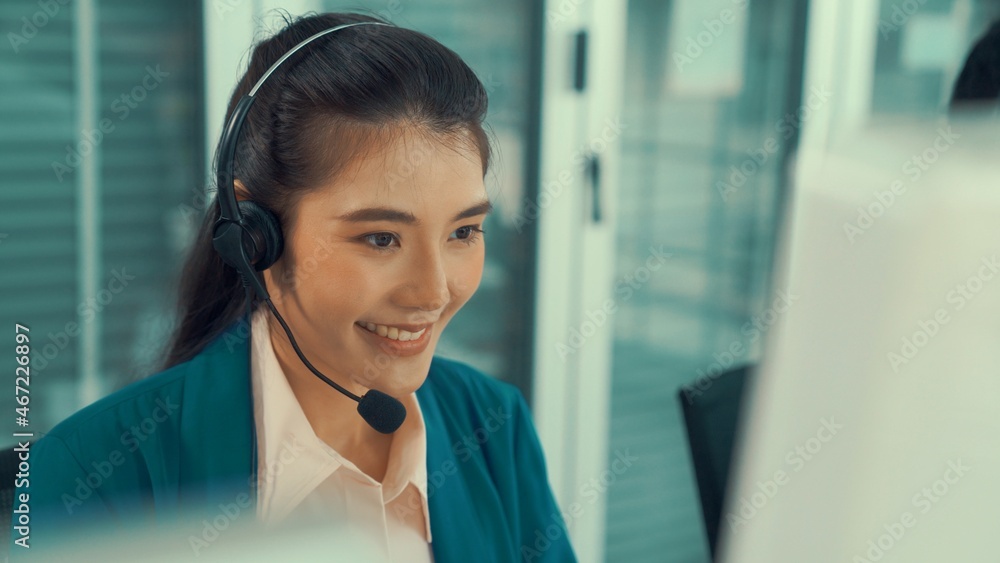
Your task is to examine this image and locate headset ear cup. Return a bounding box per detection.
[236,200,284,271]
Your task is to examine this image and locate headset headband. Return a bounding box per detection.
[215,21,390,222]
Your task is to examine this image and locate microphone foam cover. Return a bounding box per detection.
[357,390,407,434]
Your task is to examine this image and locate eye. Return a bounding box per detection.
[360,225,486,254]
[361,232,399,253]
[451,225,485,246]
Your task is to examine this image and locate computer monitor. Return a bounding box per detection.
[718,115,1000,563]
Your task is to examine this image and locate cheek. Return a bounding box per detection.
[449,253,485,306]
[275,236,374,318]
[307,257,378,313]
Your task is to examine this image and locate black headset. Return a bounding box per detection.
[210,21,406,434]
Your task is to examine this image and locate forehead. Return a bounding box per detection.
[317,128,486,210]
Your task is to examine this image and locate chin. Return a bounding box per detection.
[351,364,428,398]
[382,373,429,398]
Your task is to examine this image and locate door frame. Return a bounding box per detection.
[532,1,626,561]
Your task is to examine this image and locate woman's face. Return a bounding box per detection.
[263,129,490,398]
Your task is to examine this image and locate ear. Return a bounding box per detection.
[234,179,250,202]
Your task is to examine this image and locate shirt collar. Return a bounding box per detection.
[381,392,428,504]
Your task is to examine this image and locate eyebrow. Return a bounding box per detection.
[337,198,494,225]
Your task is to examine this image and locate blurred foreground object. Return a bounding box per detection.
[12,503,382,562]
[719,114,1000,563]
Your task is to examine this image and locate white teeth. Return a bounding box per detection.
[360,322,426,342]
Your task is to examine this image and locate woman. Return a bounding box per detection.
[11,12,576,562]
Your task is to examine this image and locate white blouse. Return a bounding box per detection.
[249,307,434,562]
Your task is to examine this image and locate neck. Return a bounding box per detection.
[265,312,394,482]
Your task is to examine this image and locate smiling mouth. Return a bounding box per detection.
[355,321,430,342]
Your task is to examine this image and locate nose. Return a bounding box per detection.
[401,245,450,318]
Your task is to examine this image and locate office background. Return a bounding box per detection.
[2,0,998,561]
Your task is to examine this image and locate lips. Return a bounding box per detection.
[357,321,433,333]
[354,321,432,357]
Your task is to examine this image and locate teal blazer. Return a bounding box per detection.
[9,318,577,562]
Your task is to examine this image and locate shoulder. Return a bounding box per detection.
[16,362,196,527]
[41,359,192,448]
[41,320,250,447]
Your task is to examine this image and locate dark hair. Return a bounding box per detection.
[159,11,493,370]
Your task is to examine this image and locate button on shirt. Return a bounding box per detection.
[249,308,434,562]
